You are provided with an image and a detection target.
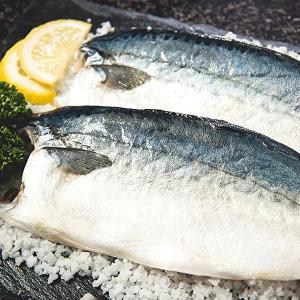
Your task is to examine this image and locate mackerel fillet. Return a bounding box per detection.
[57,30,300,152]
[1,106,300,280]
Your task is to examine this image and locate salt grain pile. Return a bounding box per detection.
[1,22,300,300]
[2,220,300,300]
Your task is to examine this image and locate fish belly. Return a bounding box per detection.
[4,149,300,280]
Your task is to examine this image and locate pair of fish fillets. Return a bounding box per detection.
[1,30,300,280]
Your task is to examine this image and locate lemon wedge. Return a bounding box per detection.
[1,41,56,104]
[19,19,91,86]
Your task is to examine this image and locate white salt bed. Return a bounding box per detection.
[1,21,300,300]
[27,103,56,113]
[1,219,300,299]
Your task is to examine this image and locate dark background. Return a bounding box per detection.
[1,0,300,46]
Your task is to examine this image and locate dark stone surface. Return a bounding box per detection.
[0,0,31,44]
[96,0,300,45]
[0,258,108,300]
[0,0,300,46]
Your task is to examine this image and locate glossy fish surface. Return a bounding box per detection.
[1,106,300,280]
[56,30,300,152]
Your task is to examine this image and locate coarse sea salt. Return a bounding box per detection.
[3,219,300,299]
[1,21,300,300]
[80,293,96,300]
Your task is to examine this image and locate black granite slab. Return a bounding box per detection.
[1,0,300,46]
[0,259,108,300]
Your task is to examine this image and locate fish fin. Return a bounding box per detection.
[92,65,151,90]
[46,147,112,175]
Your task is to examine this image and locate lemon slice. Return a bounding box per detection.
[1,41,56,104]
[19,19,91,86]
[0,62,5,81]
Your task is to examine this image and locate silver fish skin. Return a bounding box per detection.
[83,30,300,106]
[71,30,300,152]
[1,106,300,280]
